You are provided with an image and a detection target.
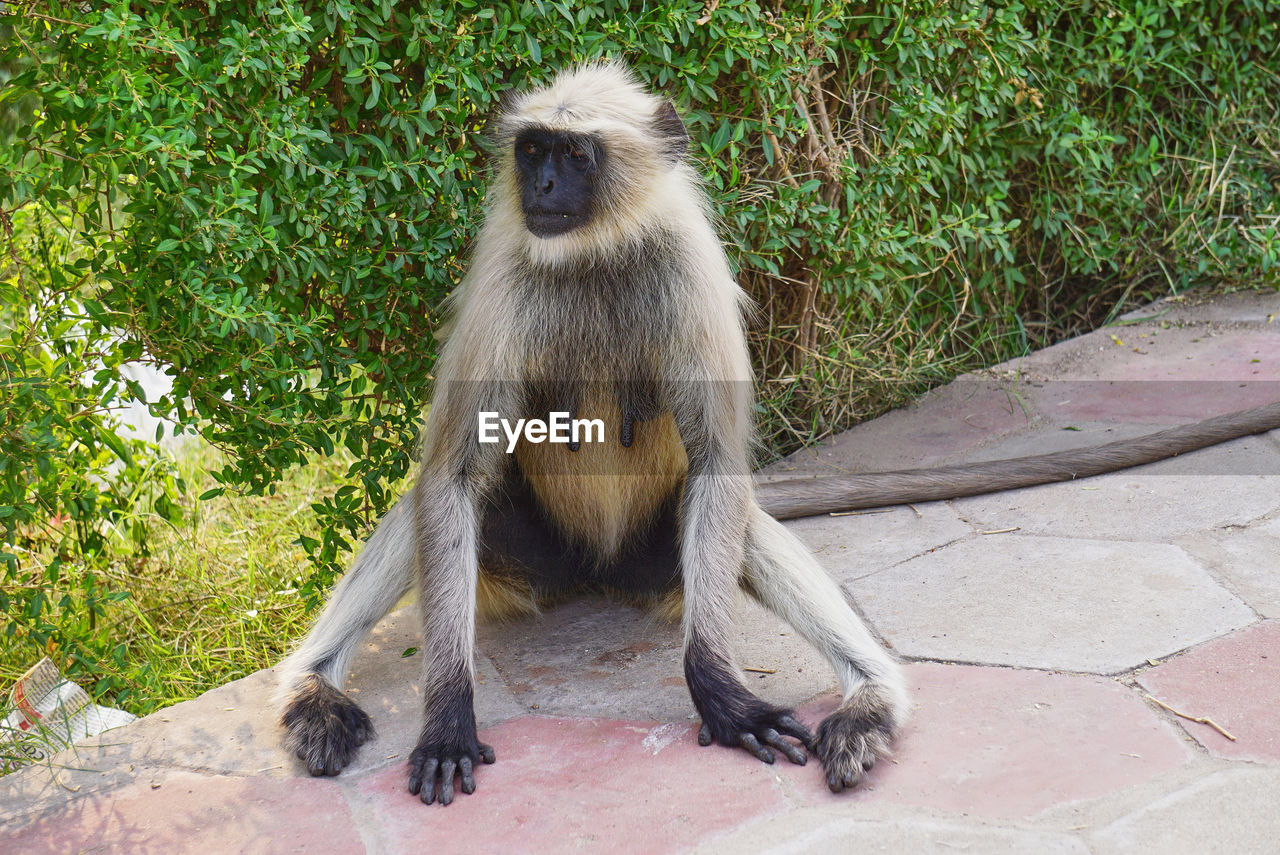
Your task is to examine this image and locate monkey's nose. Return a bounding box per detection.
[538,178,555,195]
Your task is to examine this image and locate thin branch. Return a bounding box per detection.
[1143,693,1237,741]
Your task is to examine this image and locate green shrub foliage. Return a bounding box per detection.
[2,1,1277,693]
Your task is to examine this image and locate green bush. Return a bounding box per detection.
[2,0,1277,700]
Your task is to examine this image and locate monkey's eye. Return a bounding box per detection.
[521,142,538,156]
[568,145,587,161]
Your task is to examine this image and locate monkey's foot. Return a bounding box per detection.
[695,696,813,766]
[281,674,374,777]
[812,684,898,792]
[408,733,496,806]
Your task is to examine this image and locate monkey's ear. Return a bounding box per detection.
[653,100,688,161]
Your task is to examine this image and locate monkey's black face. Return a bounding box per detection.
[514,128,602,237]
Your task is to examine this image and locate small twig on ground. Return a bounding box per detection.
[743,667,777,674]
[1143,693,1237,741]
[980,527,1021,535]
[829,508,893,517]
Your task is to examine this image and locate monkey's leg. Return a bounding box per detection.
[277,495,418,776]
[405,471,496,806]
[743,503,909,792]
[405,374,518,806]
[673,387,813,767]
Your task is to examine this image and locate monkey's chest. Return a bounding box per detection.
[513,399,687,561]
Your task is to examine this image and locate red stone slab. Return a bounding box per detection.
[357,716,788,855]
[1108,332,1280,383]
[792,663,1190,820]
[1022,378,1280,424]
[0,770,364,855]
[1138,621,1280,763]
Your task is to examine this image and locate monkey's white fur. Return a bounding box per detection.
[279,62,908,794]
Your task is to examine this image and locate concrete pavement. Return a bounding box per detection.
[3,289,1279,854]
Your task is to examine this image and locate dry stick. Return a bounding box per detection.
[1144,693,1237,741]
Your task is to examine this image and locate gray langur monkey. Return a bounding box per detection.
[278,62,904,803]
[277,63,1280,805]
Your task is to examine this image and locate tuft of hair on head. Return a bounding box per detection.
[501,64,642,126]
[490,62,697,263]
[495,61,689,170]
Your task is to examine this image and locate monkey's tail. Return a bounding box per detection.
[756,400,1280,521]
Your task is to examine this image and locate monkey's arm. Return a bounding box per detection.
[670,376,813,765]
[407,372,517,806]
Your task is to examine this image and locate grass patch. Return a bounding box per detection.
[0,442,403,717]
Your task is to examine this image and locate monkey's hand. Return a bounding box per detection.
[407,728,496,806]
[695,692,813,767]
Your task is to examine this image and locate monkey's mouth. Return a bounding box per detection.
[524,208,588,238]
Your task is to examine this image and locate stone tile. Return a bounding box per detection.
[851,535,1253,673]
[478,597,690,723]
[689,810,1090,855]
[478,595,834,725]
[1090,767,1280,855]
[782,503,972,583]
[0,769,363,854]
[1019,378,1280,424]
[0,760,150,826]
[338,606,525,776]
[1010,323,1280,384]
[792,663,1190,820]
[952,419,1165,460]
[4,605,523,791]
[354,715,789,855]
[20,668,291,781]
[732,595,847,708]
[758,379,1037,479]
[952,472,1280,542]
[1119,290,1280,325]
[1105,331,1280,383]
[1138,622,1280,763]
[474,650,529,726]
[1176,516,1280,618]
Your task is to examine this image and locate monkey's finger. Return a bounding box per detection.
[776,714,815,747]
[761,728,807,765]
[414,758,439,803]
[621,412,635,447]
[438,759,457,806]
[478,742,497,764]
[698,722,712,746]
[827,769,857,793]
[738,733,776,764]
[459,756,476,795]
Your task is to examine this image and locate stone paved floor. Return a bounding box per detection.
[3,290,1279,854]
